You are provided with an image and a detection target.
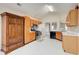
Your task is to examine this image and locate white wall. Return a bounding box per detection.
[41,12,68,31]
[42,14,60,23]
[42,11,69,23]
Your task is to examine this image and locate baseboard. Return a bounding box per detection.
[56,39,62,41]
[24,39,36,45]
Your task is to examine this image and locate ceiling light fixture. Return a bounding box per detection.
[45,5,54,12]
[17,3,22,6]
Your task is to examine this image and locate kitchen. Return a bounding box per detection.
[0,3,79,55]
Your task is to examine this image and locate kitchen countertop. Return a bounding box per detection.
[50,30,79,36]
[50,30,65,32]
[62,30,79,36]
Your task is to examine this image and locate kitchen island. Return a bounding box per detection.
[62,31,79,54]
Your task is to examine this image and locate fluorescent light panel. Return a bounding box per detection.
[45,5,54,12]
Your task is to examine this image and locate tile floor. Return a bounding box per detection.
[0,37,71,55]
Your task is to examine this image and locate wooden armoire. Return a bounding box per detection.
[1,12,25,54]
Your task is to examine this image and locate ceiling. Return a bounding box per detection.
[0,3,78,19]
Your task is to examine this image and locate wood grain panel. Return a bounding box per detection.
[56,32,62,41]
[62,35,78,54]
[66,9,78,26]
[1,12,24,54]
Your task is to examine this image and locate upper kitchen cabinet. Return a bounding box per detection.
[78,8,79,26]
[31,18,42,26]
[66,6,79,26]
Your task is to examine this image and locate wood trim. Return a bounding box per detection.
[1,12,24,19]
[1,42,25,54]
[24,39,36,45]
[23,18,25,45]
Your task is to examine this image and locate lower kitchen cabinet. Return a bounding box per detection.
[30,32,36,41]
[62,35,79,54]
[56,32,62,41]
[24,32,36,44]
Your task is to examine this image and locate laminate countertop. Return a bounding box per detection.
[62,30,79,36]
[50,30,65,32]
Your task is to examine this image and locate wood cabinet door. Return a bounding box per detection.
[62,36,77,54]
[8,17,24,46]
[6,16,24,54]
[66,13,71,26]
[70,10,78,26]
[56,32,62,40]
[24,17,31,44]
[30,32,35,41]
[24,32,35,44]
[77,37,79,54]
[78,9,79,25]
[1,12,24,54]
[25,32,31,43]
[66,9,78,26]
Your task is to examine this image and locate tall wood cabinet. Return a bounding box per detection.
[24,16,36,44]
[24,16,41,44]
[66,9,78,26]
[1,12,25,54]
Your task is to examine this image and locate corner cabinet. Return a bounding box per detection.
[66,9,78,26]
[1,12,25,54]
